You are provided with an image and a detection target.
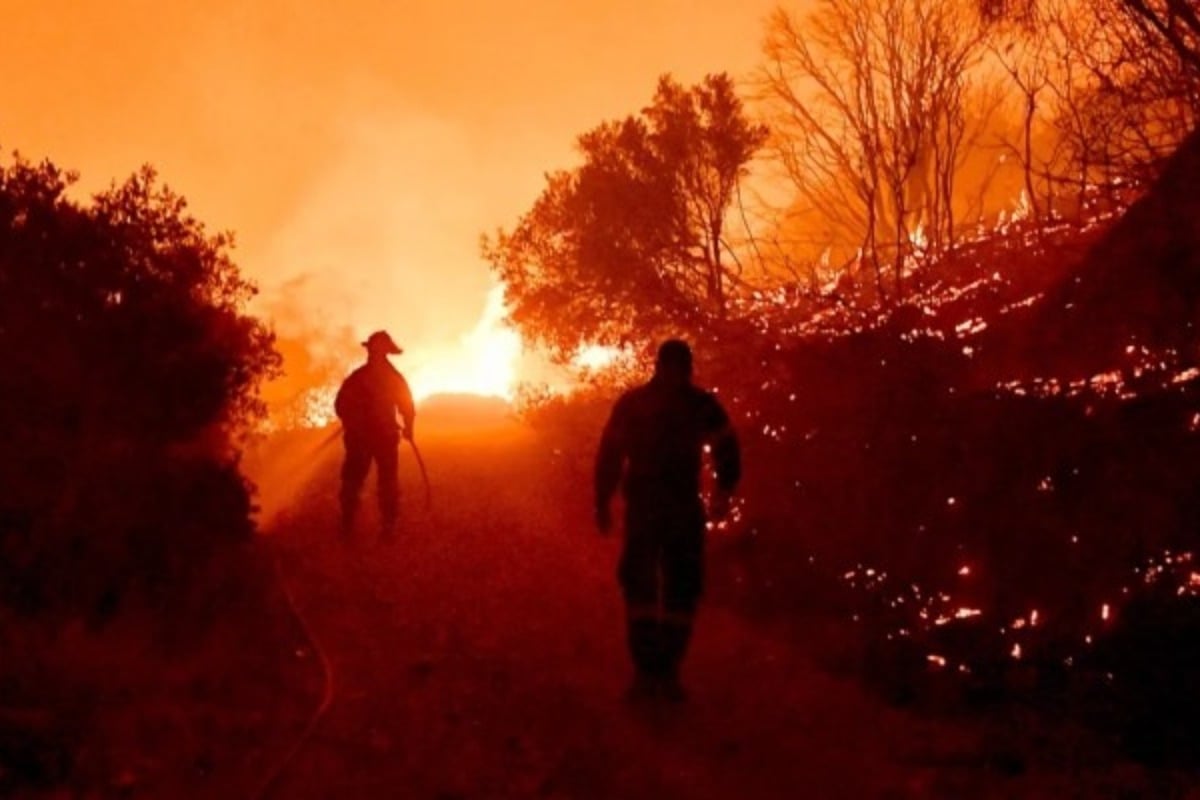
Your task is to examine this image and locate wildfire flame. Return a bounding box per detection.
[405,284,522,402]
[268,284,524,431]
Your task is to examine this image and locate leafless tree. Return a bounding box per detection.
[1122,0,1200,73]
[759,0,988,303]
[986,6,1056,223]
[985,0,1200,198]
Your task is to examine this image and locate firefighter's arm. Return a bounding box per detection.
[593,398,628,533]
[396,373,416,439]
[334,375,352,423]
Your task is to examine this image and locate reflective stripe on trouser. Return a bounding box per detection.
[340,434,400,527]
[619,503,703,676]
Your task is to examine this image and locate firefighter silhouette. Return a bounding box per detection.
[595,339,741,701]
[334,330,415,540]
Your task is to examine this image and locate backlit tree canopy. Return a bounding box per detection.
[483,73,767,360]
[0,154,281,613]
[0,159,279,449]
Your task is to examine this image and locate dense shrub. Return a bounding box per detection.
[0,155,279,621]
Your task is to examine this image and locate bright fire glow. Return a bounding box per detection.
[266,284,527,430]
[405,284,522,402]
[574,344,623,371]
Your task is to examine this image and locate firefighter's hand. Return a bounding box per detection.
[595,504,613,536]
[402,425,414,441]
[709,490,733,523]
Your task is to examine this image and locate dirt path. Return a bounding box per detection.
[257,416,1008,799]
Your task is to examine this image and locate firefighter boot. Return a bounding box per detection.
[658,617,694,703]
[625,617,663,702]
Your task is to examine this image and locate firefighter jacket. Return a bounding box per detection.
[335,360,415,441]
[595,376,741,513]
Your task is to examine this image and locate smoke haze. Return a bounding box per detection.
[0,0,778,401]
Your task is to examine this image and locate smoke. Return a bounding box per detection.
[252,102,523,409]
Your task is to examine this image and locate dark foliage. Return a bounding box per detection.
[524,120,1200,764]
[698,130,1200,762]
[0,154,280,621]
[485,73,766,361]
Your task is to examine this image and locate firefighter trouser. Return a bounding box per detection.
[619,502,704,678]
[340,433,399,530]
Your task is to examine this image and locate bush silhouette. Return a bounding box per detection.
[0,155,279,621]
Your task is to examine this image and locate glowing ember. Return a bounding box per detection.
[271,385,340,430]
[1173,367,1200,384]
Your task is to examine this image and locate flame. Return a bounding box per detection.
[262,283,527,431]
[908,223,928,252]
[405,284,522,402]
[573,344,623,371]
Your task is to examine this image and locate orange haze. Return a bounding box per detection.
[0,0,780,408]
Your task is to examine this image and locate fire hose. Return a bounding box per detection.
[250,550,334,800]
[251,425,429,798]
[406,436,433,510]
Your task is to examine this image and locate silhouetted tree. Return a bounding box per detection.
[985,0,1200,191]
[1113,1,1200,72]
[0,154,280,616]
[483,74,767,360]
[981,0,1200,65]
[1089,1,1200,177]
[759,0,989,302]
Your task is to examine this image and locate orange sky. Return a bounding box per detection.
[1,0,781,398]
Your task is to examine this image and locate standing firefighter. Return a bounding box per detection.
[334,330,415,541]
[594,339,741,702]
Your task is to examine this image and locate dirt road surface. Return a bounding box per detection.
[249,405,1070,800]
